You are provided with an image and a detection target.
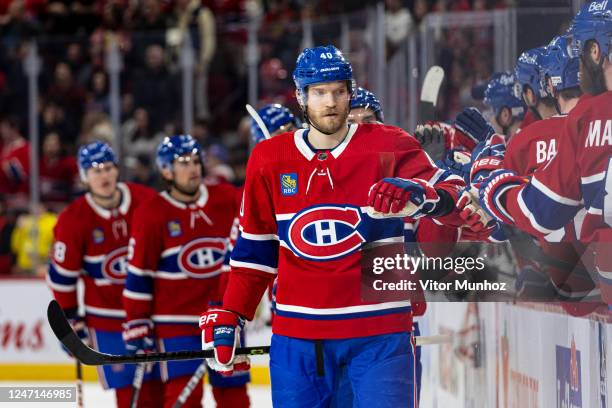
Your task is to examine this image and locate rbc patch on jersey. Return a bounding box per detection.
[167,220,182,237]
[280,173,298,196]
[92,228,104,244]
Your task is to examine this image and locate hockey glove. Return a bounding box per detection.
[456,187,495,232]
[199,309,250,376]
[454,107,495,150]
[436,148,472,182]
[478,169,527,225]
[414,121,453,148]
[122,319,156,355]
[367,178,440,219]
[62,308,89,356]
[469,134,506,186]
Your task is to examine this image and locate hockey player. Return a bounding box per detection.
[47,141,160,407]
[250,103,302,144]
[123,135,249,408]
[463,1,612,306]
[347,87,384,125]
[514,47,558,122]
[199,45,464,407]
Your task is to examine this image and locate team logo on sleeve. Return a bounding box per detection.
[102,246,129,283]
[178,238,226,278]
[286,205,365,261]
[280,173,298,196]
[92,228,104,244]
[167,220,182,237]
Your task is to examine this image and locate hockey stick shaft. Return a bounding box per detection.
[129,363,146,408]
[48,300,449,365]
[246,104,271,140]
[172,362,207,408]
[76,361,83,408]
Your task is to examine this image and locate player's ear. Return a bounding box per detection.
[160,167,173,181]
[499,107,512,127]
[589,40,601,65]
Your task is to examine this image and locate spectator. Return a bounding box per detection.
[45,61,87,128]
[127,153,160,190]
[86,69,111,114]
[0,116,29,199]
[65,41,92,87]
[132,44,179,132]
[121,107,165,162]
[40,101,77,143]
[39,131,78,208]
[10,203,57,276]
[385,0,413,57]
[0,0,39,57]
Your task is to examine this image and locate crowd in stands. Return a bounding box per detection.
[0,0,506,275]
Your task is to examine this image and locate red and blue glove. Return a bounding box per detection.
[478,169,527,225]
[367,177,440,219]
[122,319,156,355]
[454,107,495,151]
[199,309,250,376]
[468,133,506,186]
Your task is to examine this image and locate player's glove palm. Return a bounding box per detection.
[414,121,452,147]
[436,149,472,182]
[454,107,495,150]
[122,319,156,355]
[199,309,250,376]
[367,178,440,219]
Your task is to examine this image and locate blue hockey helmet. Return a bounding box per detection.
[156,134,204,171]
[568,0,611,59]
[77,141,117,182]
[250,104,301,145]
[350,87,384,122]
[292,45,354,106]
[540,35,580,94]
[514,47,548,100]
[484,72,526,119]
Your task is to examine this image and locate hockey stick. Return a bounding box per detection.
[48,300,451,365]
[48,300,269,366]
[417,66,447,161]
[129,363,146,408]
[172,362,207,408]
[419,66,445,123]
[76,361,84,408]
[246,104,271,140]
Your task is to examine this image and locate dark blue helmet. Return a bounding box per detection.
[350,87,384,122]
[514,47,547,101]
[78,141,117,182]
[156,135,204,171]
[250,104,301,145]
[541,35,580,94]
[484,72,526,119]
[568,0,611,59]
[292,45,354,106]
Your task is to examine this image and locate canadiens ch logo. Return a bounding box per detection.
[102,246,129,283]
[280,173,298,196]
[287,205,365,261]
[178,238,226,278]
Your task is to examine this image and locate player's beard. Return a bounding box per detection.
[580,53,607,96]
[173,180,200,197]
[307,105,350,135]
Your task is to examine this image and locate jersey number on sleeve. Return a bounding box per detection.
[53,241,66,263]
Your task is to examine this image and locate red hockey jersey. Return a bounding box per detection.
[504,115,564,177]
[123,182,239,338]
[223,124,465,339]
[499,92,612,303]
[47,182,156,331]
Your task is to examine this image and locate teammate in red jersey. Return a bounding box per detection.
[47,141,159,407]
[123,134,249,408]
[463,1,612,307]
[199,45,464,407]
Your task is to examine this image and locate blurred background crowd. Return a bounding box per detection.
[0,0,574,275]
